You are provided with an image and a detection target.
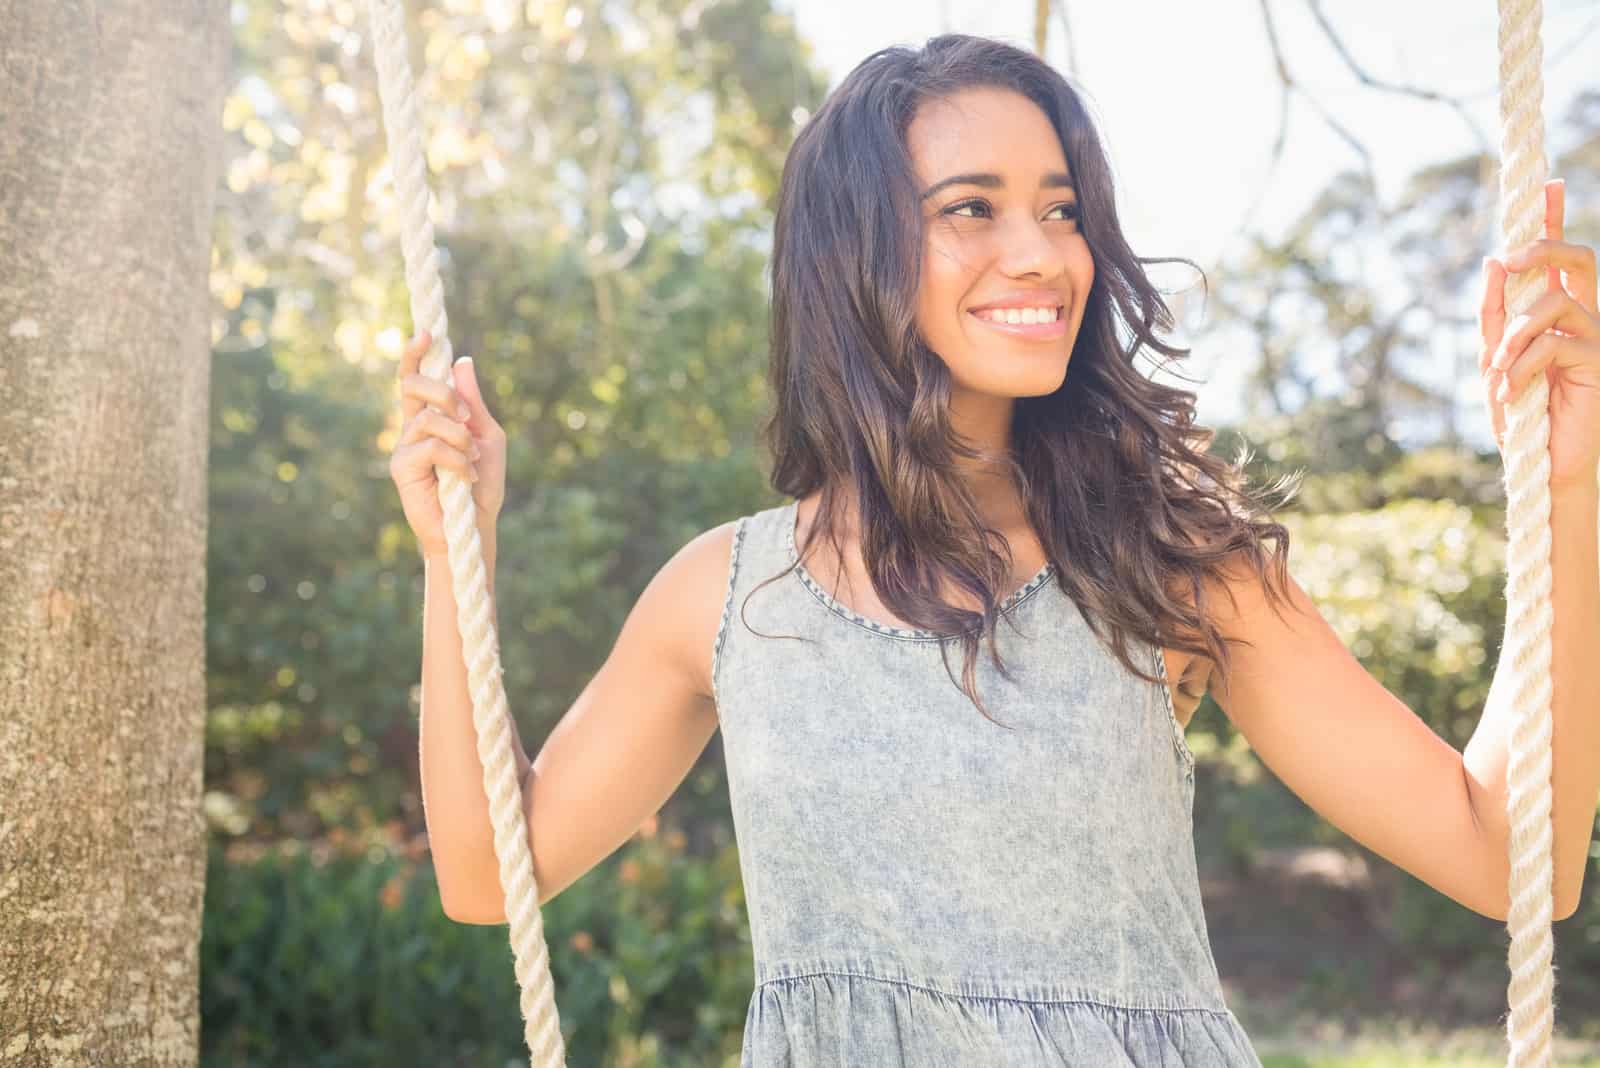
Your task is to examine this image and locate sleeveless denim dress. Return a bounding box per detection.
[711,500,1263,1067]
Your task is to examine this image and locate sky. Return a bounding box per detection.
[776,0,1600,444]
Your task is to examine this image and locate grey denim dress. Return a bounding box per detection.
[711,500,1264,1067]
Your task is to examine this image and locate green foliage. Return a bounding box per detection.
[204,3,817,1054]
[1188,434,1600,997]
[206,0,818,846]
[201,819,754,1067]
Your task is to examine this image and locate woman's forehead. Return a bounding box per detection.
[908,90,1068,184]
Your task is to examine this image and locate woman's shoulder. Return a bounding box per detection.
[644,509,770,701]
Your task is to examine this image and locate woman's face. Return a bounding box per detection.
[907,86,1093,402]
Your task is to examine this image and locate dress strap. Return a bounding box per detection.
[710,514,750,713]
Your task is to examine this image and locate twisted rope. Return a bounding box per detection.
[364,1,566,1063]
[1495,2,1557,1066]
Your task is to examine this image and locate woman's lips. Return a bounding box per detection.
[967,307,1067,339]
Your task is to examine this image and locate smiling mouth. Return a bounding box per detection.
[967,305,1069,338]
[969,305,1064,325]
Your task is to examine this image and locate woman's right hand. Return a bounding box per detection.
[389,329,508,558]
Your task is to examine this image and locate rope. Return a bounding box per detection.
[1495,2,1558,1065]
[364,1,566,1063]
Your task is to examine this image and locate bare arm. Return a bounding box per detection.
[1196,548,1512,923]
[419,533,534,918]
[438,521,734,924]
[1462,481,1600,920]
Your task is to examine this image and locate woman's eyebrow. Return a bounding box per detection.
[919,171,1074,201]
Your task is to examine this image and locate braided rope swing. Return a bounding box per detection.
[1493,4,1559,1065]
[361,1,1561,1064]
[365,0,567,1063]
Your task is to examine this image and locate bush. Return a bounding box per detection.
[201,823,756,1067]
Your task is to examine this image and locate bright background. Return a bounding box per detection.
[783,0,1600,434]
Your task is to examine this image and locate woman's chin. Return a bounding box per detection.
[950,358,1071,399]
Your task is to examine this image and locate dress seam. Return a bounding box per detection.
[755,965,1231,1016]
[710,515,748,714]
[1151,638,1197,782]
[784,498,1055,643]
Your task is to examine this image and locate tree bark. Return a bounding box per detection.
[0,2,228,1063]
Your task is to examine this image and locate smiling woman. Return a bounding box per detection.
[706,31,1305,1068]
[759,38,1301,731]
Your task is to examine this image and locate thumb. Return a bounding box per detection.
[453,357,489,420]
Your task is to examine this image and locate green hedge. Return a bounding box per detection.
[200,812,1600,1065]
[201,826,755,1067]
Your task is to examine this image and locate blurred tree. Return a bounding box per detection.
[1198,85,1600,472]
[0,1,228,1063]
[205,0,826,854]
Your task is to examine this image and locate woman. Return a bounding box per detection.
[389,33,1600,1067]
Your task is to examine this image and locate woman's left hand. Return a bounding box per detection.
[1480,177,1600,493]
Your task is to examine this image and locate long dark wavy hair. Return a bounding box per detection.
[739,33,1301,726]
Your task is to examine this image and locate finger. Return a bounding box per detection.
[1491,288,1598,374]
[401,370,469,426]
[1480,258,1507,373]
[397,329,433,420]
[1500,238,1588,276]
[395,435,478,485]
[452,357,491,435]
[399,407,476,456]
[1501,240,1598,318]
[1499,331,1564,404]
[1546,179,1562,295]
[397,330,431,377]
[428,436,479,483]
[1484,368,1506,453]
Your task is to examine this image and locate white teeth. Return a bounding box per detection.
[976,306,1058,324]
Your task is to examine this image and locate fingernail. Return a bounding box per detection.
[1497,379,1511,402]
[469,465,479,483]
[457,403,470,420]
[469,442,481,461]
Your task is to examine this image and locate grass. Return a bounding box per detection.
[1252,1023,1600,1067]
[1262,1057,1600,1067]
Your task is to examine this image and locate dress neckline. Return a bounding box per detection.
[781,499,1056,642]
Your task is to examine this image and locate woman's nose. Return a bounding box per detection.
[995,217,1066,279]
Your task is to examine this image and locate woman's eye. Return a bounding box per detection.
[944,199,1080,222]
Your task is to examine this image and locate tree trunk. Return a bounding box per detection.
[0,2,228,1063]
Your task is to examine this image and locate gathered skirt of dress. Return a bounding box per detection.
[743,963,1261,1067]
